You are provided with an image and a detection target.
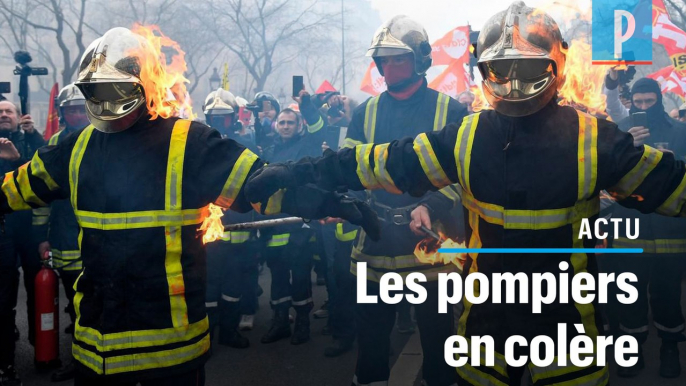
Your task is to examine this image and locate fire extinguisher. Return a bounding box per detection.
[35,252,60,369]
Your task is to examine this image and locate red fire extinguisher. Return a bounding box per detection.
[35,252,60,368]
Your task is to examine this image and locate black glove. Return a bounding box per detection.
[245,163,298,205]
[281,185,381,241]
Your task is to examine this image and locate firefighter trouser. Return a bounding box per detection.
[59,269,80,325]
[354,280,456,386]
[206,242,256,337]
[0,235,18,366]
[265,241,313,313]
[330,234,356,341]
[611,252,686,343]
[75,365,205,386]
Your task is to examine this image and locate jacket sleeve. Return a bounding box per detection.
[599,120,686,216]
[340,101,368,148]
[0,134,73,214]
[602,85,629,123]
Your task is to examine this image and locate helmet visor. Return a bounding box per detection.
[80,82,144,119]
[482,59,555,99]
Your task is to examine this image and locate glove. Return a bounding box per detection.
[283,185,381,241]
[245,163,298,205]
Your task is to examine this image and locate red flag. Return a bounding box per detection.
[360,61,387,96]
[431,26,471,66]
[315,80,337,94]
[653,0,686,71]
[428,61,469,98]
[44,83,59,141]
[647,65,686,97]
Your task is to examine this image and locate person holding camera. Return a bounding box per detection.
[603,66,636,122]
[248,92,280,151]
[0,99,45,386]
[607,77,686,378]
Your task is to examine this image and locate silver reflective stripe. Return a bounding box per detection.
[610,146,662,199]
[363,96,380,142]
[456,114,477,192]
[104,335,209,373]
[75,209,206,230]
[221,294,241,303]
[205,302,218,308]
[619,324,649,334]
[578,112,598,200]
[654,322,685,333]
[292,297,313,306]
[656,173,686,216]
[613,238,686,253]
[433,93,449,131]
[373,144,400,193]
[270,296,292,305]
[414,133,451,188]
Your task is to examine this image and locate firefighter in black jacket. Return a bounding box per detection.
[0,27,378,385]
[246,3,686,385]
[309,15,467,386]
[31,83,91,382]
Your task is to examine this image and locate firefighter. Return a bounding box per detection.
[202,88,259,349]
[245,2,686,386]
[0,27,378,385]
[30,83,90,382]
[301,15,468,386]
[608,77,686,378]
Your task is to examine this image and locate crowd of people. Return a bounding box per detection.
[0,2,685,386]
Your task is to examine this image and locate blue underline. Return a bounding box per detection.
[436,248,643,254]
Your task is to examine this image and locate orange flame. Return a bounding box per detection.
[470,85,490,112]
[414,232,468,271]
[200,204,225,244]
[129,24,195,120]
[557,39,612,117]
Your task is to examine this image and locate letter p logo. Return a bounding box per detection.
[592,0,652,65]
[614,10,635,59]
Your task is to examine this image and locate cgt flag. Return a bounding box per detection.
[428,61,469,98]
[360,61,387,96]
[648,65,686,98]
[431,26,471,66]
[652,0,686,72]
[44,82,59,140]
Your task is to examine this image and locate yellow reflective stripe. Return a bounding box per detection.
[439,185,461,204]
[263,189,285,215]
[414,133,451,188]
[455,338,508,378]
[16,163,46,206]
[342,138,363,149]
[528,356,601,383]
[363,96,380,142]
[351,251,421,270]
[104,334,209,375]
[30,152,60,191]
[32,207,50,225]
[530,363,609,386]
[455,113,479,193]
[350,259,455,282]
[610,146,662,200]
[458,210,482,336]
[215,149,259,208]
[614,237,686,253]
[335,223,357,242]
[2,172,30,211]
[48,130,62,146]
[267,233,290,247]
[433,93,450,131]
[165,120,190,329]
[571,223,599,342]
[656,172,686,216]
[69,126,95,210]
[456,362,507,386]
[73,343,103,374]
[52,250,81,259]
[355,144,380,189]
[577,111,598,200]
[373,144,401,194]
[75,208,208,230]
[228,231,250,244]
[74,316,209,353]
[461,191,599,230]
[307,117,324,133]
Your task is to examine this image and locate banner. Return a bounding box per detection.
[431,26,471,66]
[647,64,686,97]
[360,61,387,96]
[428,61,469,98]
[652,0,686,71]
[316,80,337,94]
[44,82,59,140]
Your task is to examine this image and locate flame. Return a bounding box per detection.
[470,85,490,112]
[414,232,468,270]
[129,24,195,120]
[557,39,611,117]
[200,204,225,244]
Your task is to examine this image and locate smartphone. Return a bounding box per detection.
[292,76,304,97]
[631,112,647,128]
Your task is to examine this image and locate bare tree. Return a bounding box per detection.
[665,0,685,31]
[0,0,89,86]
[187,0,339,93]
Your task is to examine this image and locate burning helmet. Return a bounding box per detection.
[204,88,239,134]
[367,15,432,77]
[75,27,150,133]
[476,1,567,117]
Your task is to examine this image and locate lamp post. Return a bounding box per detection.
[209,67,221,91]
[341,0,346,94]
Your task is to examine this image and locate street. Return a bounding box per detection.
[12,269,686,386]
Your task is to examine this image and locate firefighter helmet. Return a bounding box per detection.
[476,1,567,117]
[203,88,238,115]
[253,92,280,115]
[57,83,85,109]
[367,15,432,76]
[75,27,150,133]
